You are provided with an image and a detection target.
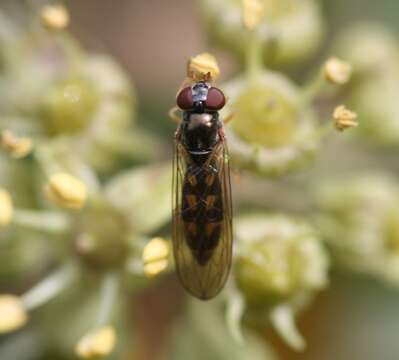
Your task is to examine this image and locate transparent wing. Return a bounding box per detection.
[172,137,233,300]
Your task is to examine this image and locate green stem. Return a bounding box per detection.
[33,143,63,178]
[21,263,78,310]
[95,272,120,327]
[313,120,334,141]
[296,120,334,147]
[58,33,83,75]
[299,72,325,106]
[270,304,305,351]
[225,290,246,344]
[246,32,263,83]
[13,209,70,233]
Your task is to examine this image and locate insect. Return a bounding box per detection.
[171,81,233,300]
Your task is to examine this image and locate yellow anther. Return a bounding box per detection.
[75,326,116,359]
[45,173,87,209]
[40,4,70,31]
[242,0,265,30]
[142,237,170,278]
[0,189,13,227]
[187,53,220,82]
[324,57,352,85]
[1,130,33,158]
[0,295,28,333]
[333,105,358,131]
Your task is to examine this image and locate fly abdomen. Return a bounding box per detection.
[181,164,224,265]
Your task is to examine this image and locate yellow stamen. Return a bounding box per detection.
[187,53,220,82]
[1,130,33,158]
[142,237,170,278]
[0,295,28,333]
[242,0,265,30]
[45,173,87,209]
[40,4,70,30]
[324,57,352,85]
[0,189,13,227]
[75,326,116,359]
[333,105,358,131]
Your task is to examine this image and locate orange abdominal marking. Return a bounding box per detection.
[186,195,197,208]
[188,174,197,186]
[186,222,197,235]
[205,174,215,186]
[205,195,217,210]
[206,222,220,237]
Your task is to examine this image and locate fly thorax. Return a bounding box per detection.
[183,112,219,153]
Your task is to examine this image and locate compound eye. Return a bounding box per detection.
[176,87,193,110]
[205,87,226,110]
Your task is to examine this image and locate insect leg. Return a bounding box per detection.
[169,106,182,124]
[223,112,234,125]
[218,126,226,141]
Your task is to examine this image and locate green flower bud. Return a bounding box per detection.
[104,163,172,234]
[0,229,52,282]
[198,0,324,65]
[222,72,318,177]
[333,22,399,77]
[349,72,399,145]
[315,173,399,284]
[235,214,329,305]
[332,24,399,144]
[83,55,135,114]
[41,77,99,136]
[233,214,328,350]
[72,199,129,270]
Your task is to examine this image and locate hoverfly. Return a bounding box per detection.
[171,80,233,300]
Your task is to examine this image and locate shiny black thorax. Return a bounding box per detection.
[181,108,221,166]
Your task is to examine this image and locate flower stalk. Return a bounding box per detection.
[21,263,78,311]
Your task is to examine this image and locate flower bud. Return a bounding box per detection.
[333,22,399,76]
[198,0,324,65]
[1,130,33,158]
[348,73,399,144]
[315,173,399,284]
[323,57,352,85]
[45,173,87,209]
[142,237,170,278]
[40,4,70,31]
[222,72,318,177]
[105,163,172,234]
[41,78,99,136]
[0,295,28,333]
[73,200,129,270]
[0,189,13,227]
[75,326,116,359]
[235,214,329,305]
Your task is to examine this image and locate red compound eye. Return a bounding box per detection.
[176,87,193,110]
[205,87,226,110]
